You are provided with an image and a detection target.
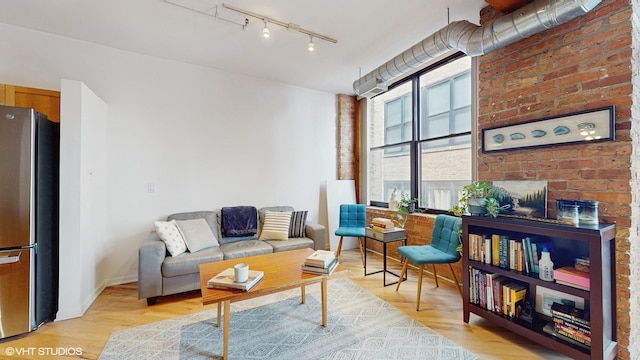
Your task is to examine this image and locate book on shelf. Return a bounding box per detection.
[304,249,336,268]
[530,242,539,273]
[554,266,590,290]
[550,302,591,328]
[499,235,509,269]
[207,268,264,291]
[491,234,500,266]
[543,322,591,351]
[302,258,339,274]
[555,280,590,291]
[553,316,592,335]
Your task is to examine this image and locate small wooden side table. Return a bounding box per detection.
[364,227,407,286]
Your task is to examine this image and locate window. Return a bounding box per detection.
[368,53,472,212]
[384,93,411,154]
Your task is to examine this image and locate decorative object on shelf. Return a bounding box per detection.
[388,186,399,211]
[557,199,600,226]
[482,105,615,152]
[492,180,548,218]
[449,181,508,217]
[538,247,554,281]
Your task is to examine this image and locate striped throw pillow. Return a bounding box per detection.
[289,210,308,238]
[258,211,292,240]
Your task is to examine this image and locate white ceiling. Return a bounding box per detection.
[0,0,487,94]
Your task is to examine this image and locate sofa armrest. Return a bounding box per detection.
[138,231,166,300]
[304,221,326,250]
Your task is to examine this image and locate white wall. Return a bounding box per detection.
[58,80,108,319]
[0,23,336,317]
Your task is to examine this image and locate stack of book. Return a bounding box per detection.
[301,250,338,275]
[554,266,590,290]
[547,302,591,349]
[207,268,264,291]
[370,217,396,232]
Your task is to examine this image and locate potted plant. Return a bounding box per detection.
[449,181,507,218]
[390,193,421,228]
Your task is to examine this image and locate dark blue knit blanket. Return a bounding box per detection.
[221,206,258,237]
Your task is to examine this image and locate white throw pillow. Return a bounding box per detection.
[258,211,292,241]
[175,218,219,252]
[154,220,187,256]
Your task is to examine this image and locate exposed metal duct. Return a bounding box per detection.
[353,0,602,97]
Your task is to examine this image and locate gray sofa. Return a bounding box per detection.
[138,206,325,305]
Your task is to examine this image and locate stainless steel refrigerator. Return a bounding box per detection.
[0,105,59,339]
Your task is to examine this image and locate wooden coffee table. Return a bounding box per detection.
[199,248,345,360]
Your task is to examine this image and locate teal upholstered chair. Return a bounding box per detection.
[334,204,366,266]
[395,214,462,311]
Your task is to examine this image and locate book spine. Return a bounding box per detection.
[492,278,503,315]
[531,243,539,273]
[499,236,509,269]
[555,325,591,346]
[492,234,500,266]
[553,317,591,335]
[550,306,591,328]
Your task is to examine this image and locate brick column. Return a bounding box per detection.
[336,94,360,201]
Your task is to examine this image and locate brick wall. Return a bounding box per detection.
[629,0,640,357]
[336,94,359,196]
[478,1,636,358]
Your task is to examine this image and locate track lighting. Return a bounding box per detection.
[164,1,337,52]
[308,36,314,52]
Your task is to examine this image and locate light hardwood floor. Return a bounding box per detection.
[1,249,570,359]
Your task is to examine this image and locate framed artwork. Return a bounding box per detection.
[483,106,615,152]
[492,180,548,218]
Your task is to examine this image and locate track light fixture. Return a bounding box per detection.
[163,1,337,51]
[221,3,336,51]
[308,36,314,52]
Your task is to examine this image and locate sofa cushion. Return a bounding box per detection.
[167,211,219,236]
[265,237,314,252]
[154,220,187,256]
[175,218,219,252]
[220,240,273,260]
[289,210,308,238]
[161,245,224,277]
[258,210,292,240]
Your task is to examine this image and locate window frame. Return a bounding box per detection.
[368,51,473,213]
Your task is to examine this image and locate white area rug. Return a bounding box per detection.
[100,278,478,360]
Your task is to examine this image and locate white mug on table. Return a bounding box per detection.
[234,263,249,283]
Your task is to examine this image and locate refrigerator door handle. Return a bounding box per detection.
[0,250,21,265]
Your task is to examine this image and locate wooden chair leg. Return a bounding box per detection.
[357,237,365,267]
[395,259,409,291]
[432,264,439,288]
[336,236,344,257]
[416,265,424,311]
[448,263,463,297]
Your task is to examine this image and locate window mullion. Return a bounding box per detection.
[411,76,420,203]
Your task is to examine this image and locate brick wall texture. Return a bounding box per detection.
[352,1,639,358]
[336,94,357,181]
[478,1,637,358]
